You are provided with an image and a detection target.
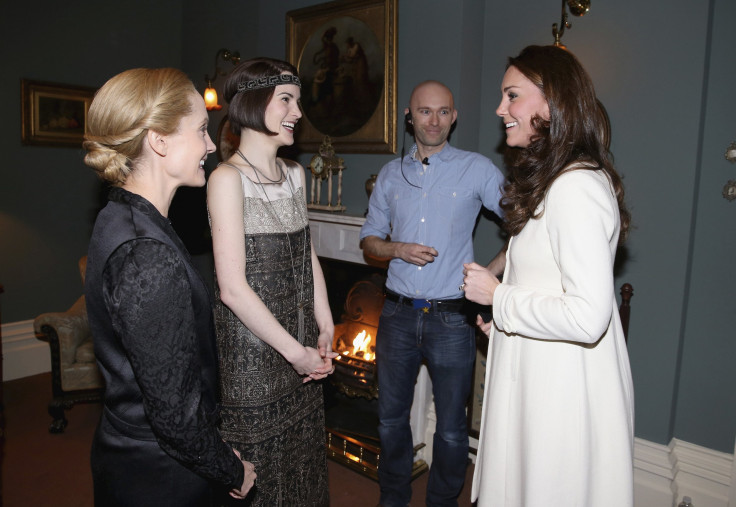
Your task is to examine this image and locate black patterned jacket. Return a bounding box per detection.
[85,187,243,490]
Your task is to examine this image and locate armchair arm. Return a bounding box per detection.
[34,296,91,368]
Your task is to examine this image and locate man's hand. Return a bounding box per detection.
[396,243,438,266]
[361,236,437,266]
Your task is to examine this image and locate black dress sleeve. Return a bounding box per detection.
[103,239,244,489]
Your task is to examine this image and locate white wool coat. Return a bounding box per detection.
[472,168,634,507]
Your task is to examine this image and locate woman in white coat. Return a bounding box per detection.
[463,45,634,506]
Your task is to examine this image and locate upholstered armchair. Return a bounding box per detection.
[34,257,103,433]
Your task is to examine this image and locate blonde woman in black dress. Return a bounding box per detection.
[84,67,255,506]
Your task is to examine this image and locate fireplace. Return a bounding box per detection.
[310,212,432,480]
[332,279,381,399]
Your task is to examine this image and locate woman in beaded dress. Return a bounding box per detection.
[207,57,336,506]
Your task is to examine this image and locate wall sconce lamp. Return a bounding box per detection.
[204,48,241,111]
[552,0,591,49]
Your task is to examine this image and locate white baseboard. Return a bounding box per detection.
[633,437,734,507]
[2,321,734,507]
[1,320,50,381]
[730,438,736,506]
[669,438,734,507]
[635,438,678,506]
[473,437,733,507]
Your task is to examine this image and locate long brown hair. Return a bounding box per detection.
[500,45,630,242]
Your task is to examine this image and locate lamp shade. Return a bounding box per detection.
[204,86,221,111]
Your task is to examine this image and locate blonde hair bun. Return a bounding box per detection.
[83,68,196,185]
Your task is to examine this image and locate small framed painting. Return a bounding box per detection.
[21,79,96,147]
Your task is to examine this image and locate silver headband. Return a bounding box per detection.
[236,74,301,92]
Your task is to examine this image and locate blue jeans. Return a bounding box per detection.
[376,299,476,507]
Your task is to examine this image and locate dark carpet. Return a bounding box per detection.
[1,373,474,506]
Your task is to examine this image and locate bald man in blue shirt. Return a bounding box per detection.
[360,80,505,507]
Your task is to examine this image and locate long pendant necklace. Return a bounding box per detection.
[236,149,283,183]
[240,150,308,342]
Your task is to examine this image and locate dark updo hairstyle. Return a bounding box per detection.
[501,45,630,242]
[223,57,299,137]
[83,68,196,185]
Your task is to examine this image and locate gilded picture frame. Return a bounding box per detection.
[21,79,96,147]
[286,0,397,154]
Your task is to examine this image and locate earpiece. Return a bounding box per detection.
[399,110,421,189]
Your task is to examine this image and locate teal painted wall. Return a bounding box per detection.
[673,0,736,452]
[1,0,733,454]
[0,1,184,325]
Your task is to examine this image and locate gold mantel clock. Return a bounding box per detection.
[308,136,346,212]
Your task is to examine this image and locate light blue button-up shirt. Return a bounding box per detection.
[360,143,504,300]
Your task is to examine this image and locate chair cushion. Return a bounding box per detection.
[61,362,104,392]
[75,341,97,364]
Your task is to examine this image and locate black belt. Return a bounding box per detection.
[384,289,466,313]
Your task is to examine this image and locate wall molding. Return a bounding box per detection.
[2,319,49,381]
[3,320,734,506]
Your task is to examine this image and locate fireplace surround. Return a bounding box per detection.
[309,211,435,478]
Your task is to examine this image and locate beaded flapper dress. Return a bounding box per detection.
[213,163,328,506]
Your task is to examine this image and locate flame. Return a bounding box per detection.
[353,330,370,350]
[341,329,374,361]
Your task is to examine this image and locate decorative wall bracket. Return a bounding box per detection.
[722,180,736,201]
[723,141,736,201]
[725,141,736,163]
[552,0,591,48]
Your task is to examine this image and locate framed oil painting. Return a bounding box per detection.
[21,79,96,147]
[286,0,397,154]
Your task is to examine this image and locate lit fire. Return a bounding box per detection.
[339,330,374,361]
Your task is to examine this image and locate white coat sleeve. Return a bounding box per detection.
[492,171,619,344]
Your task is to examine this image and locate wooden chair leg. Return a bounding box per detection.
[48,399,69,434]
[619,283,634,343]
